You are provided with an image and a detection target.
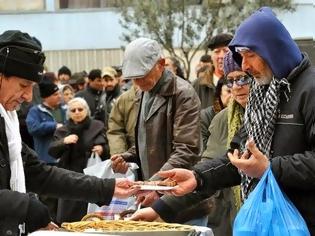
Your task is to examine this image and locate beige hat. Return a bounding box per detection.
[102,66,117,78]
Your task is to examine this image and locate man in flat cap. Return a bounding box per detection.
[110,38,204,222]
[208,33,233,86]
[192,33,232,112]
[0,30,137,235]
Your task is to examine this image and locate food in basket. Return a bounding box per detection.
[61,220,193,232]
[81,213,104,221]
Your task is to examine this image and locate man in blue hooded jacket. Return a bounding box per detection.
[131,7,315,234]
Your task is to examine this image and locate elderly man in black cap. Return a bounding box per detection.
[0,30,138,236]
[207,33,233,85]
[192,33,233,112]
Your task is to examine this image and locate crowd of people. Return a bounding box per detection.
[0,6,315,236]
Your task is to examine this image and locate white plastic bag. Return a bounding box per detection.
[84,159,138,220]
[86,152,102,167]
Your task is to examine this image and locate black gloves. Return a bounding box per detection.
[25,195,51,233]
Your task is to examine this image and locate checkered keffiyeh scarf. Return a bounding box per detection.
[241,77,290,199]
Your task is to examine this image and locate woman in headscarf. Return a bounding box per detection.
[201,50,251,235]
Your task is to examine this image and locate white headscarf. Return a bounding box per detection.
[0,104,26,193]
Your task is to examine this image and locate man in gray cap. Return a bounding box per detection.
[111,38,202,212]
[0,30,137,235]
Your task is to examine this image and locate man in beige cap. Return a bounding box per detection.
[103,66,121,114]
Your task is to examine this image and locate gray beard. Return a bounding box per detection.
[254,76,273,85]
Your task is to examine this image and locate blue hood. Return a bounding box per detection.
[229,7,302,79]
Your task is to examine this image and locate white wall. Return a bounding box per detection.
[0,0,314,52]
[0,9,124,50]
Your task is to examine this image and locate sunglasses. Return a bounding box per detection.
[225,75,252,88]
[70,107,84,113]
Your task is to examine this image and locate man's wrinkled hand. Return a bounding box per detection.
[136,191,160,207]
[158,168,197,196]
[113,178,139,199]
[111,154,129,174]
[129,207,159,221]
[228,138,269,178]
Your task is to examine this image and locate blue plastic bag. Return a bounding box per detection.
[233,166,310,236]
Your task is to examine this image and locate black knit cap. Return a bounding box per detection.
[39,80,59,98]
[58,65,71,77]
[208,33,233,50]
[0,30,45,83]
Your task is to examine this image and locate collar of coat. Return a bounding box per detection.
[151,69,178,97]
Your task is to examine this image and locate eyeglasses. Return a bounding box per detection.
[225,75,252,88]
[70,107,84,113]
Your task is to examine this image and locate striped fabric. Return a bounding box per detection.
[241,77,290,200]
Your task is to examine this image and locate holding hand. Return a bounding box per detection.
[64,134,79,144]
[130,207,159,221]
[136,191,160,207]
[227,138,269,178]
[111,154,129,174]
[158,168,197,196]
[92,145,103,156]
[113,178,140,199]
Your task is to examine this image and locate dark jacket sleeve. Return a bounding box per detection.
[48,127,69,159]
[121,145,138,162]
[0,189,29,222]
[151,190,211,223]
[93,125,109,160]
[193,127,245,195]
[23,143,115,206]
[193,155,240,194]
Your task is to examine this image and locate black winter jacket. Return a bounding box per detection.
[0,117,115,235]
[48,118,108,223]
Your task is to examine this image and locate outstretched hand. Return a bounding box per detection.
[111,154,129,174]
[113,178,140,199]
[157,168,197,196]
[227,138,269,178]
[136,190,160,207]
[129,207,159,221]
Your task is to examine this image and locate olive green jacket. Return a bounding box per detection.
[107,86,140,155]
